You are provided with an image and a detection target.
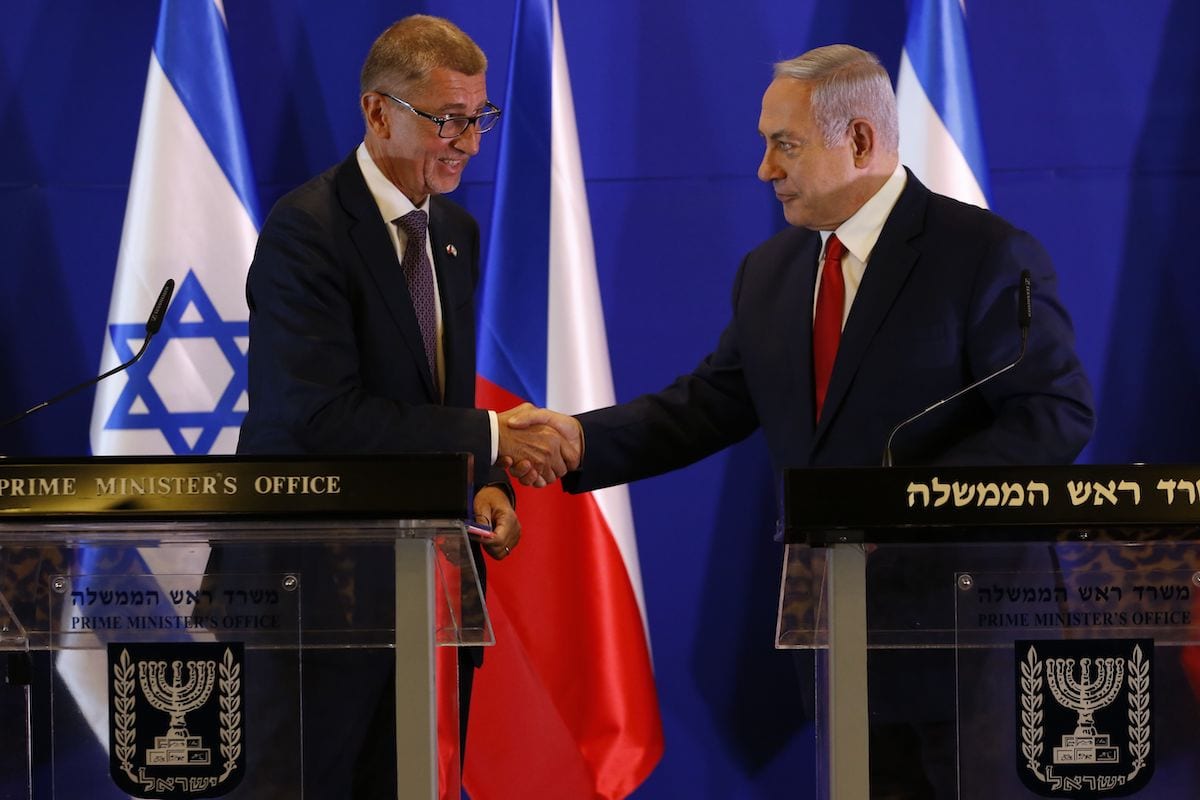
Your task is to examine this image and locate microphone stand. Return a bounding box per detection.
[0,280,175,430]
[881,270,1032,467]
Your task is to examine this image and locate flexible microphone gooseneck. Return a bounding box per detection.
[0,279,176,430]
[881,270,1032,467]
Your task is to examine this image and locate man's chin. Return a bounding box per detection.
[431,176,464,195]
[781,208,809,228]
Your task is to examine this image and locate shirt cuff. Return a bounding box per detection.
[488,410,499,465]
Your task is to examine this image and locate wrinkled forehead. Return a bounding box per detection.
[758,77,816,137]
[406,68,489,112]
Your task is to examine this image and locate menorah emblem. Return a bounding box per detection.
[1017,640,1153,797]
[1046,656,1124,765]
[139,658,218,766]
[109,642,245,798]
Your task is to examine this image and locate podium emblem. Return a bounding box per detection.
[1016,639,1153,798]
[108,643,245,798]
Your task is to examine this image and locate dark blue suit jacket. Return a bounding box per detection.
[231,151,497,795]
[566,170,1095,490]
[238,150,503,487]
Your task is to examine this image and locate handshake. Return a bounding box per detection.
[496,403,583,487]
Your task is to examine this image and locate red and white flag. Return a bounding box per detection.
[468,0,664,797]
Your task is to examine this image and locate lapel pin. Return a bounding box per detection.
[445,244,458,257]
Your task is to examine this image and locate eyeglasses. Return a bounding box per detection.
[379,92,502,138]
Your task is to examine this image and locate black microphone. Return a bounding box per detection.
[882,270,1032,466]
[145,279,174,336]
[0,279,176,430]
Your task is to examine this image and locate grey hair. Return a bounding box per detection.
[773,44,899,153]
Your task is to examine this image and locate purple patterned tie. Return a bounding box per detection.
[396,210,439,390]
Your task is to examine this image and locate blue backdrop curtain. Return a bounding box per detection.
[2,1,1198,797]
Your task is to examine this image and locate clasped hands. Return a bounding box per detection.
[497,403,583,487]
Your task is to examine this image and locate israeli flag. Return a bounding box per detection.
[63,0,256,756]
[896,0,991,207]
[89,0,258,456]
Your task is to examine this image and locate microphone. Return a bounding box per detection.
[145,279,174,336]
[0,279,176,430]
[882,270,1032,466]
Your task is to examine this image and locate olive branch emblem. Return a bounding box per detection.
[218,646,242,781]
[1020,645,1046,782]
[113,648,139,783]
[1126,645,1150,778]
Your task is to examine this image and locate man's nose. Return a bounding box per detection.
[758,150,782,182]
[454,125,482,156]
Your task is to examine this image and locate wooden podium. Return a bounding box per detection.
[779,465,1200,799]
[0,454,488,799]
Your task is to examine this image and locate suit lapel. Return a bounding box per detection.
[813,171,929,446]
[337,154,439,400]
[782,233,822,430]
[428,198,470,405]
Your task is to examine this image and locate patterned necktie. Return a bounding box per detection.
[812,234,845,422]
[396,210,439,390]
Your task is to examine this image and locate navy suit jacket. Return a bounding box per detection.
[229,152,495,795]
[238,150,504,488]
[566,170,1095,492]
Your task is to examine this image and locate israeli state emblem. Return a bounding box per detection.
[107,643,246,798]
[1016,639,1153,797]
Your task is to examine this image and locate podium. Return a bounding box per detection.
[0,455,490,799]
[779,465,1200,799]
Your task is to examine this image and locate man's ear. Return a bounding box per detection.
[848,118,876,165]
[362,93,390,138]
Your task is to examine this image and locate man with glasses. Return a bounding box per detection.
[236,15,573,797]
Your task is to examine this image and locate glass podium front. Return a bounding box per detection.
[780,465,1200,799]
[0,455,489,800]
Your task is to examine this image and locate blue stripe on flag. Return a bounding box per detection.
[154,0,260,226]
[904,0,990,197]
[477,0,553,407]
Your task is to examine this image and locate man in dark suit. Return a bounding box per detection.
[235,15,574,797]
[513,44,1092,482]
[509,44,1094,796]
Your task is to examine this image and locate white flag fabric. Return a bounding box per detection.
[897,0,991,207]
[89,0,258,456]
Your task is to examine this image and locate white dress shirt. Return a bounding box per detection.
[815,162,908,327]
[356,143,500,462]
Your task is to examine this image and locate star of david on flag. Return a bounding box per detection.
[102,270,248,455]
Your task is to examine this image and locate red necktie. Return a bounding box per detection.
[812,234,845,422]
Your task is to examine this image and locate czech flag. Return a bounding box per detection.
[468,0,664,797]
